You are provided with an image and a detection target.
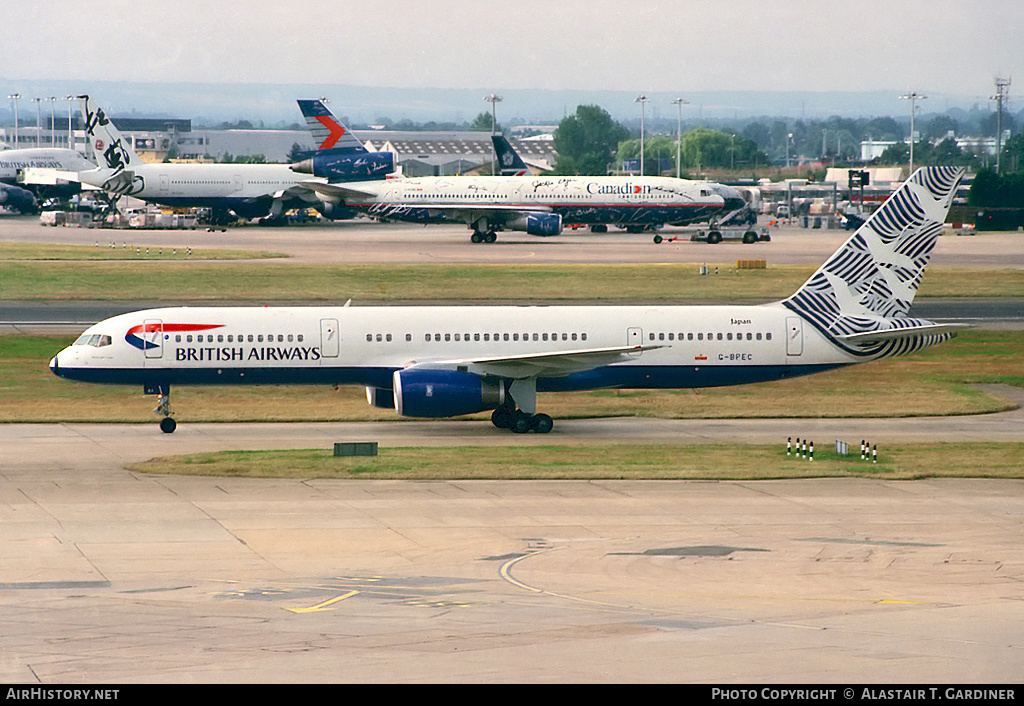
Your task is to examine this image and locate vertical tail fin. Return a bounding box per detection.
[491,134,531,176]
[297,99,366,153]
[78,95,145,195]
[783,166,965,349]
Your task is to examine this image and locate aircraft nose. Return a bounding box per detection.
[49,354,59,376]
[720,185,746,211]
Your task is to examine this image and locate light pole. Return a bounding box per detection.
[484,93,502,175]
[671,97,688,178]
[47,96,56,148]
[32,97,41,147]
[992,78,1010,174]
[635,95,649,175]
[65,95,75,150]
[899,92,926,175]
[7,94,19,148]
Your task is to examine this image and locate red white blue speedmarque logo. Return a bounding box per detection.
[125,323,224,350]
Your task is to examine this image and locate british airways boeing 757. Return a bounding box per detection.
[50,167,965,433]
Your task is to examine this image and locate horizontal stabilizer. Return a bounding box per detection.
[835,322,970,344]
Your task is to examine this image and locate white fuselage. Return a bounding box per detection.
[77,162,322,202]
[50,303,855,394]
[0,148,96,183]
[327,175,726,227]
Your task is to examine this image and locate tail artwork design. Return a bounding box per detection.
[297,99,367,153]
[78,95,145,196]
[491,134,531,176]
[783,166,965,357]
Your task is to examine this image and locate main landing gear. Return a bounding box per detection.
[490,406,553,434]
[470,229,498,244]
[489,378,552,433]
[469,218,498,244]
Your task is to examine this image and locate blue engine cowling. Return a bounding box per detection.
[0,183,38,214]
[508,212,562,237]
[393,369,505,418]
[291,150,395,182]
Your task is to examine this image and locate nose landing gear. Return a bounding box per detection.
[147,383,177,433]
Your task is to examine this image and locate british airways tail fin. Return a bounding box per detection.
[297,99,366,153]
[491,134,531,176]
[77,95,146,196]
[783,166,966,355]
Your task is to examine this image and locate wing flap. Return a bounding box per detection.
[408,344,666,379]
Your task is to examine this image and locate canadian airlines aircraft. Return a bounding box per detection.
[76,95,333,224]
[50,167,965,434]
[302,133,747,241]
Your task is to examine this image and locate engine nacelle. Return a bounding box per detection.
[291,150,395,182]
[0,184,37,213]
[508,212,562,237]
[393,369,505,418]
[365,386,396,409]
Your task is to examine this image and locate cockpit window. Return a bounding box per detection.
[74,334,112,348]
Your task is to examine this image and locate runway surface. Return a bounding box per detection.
[1,215,1022,683]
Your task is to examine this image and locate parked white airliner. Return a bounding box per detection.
[76,96,326,223]
[305,172,737,243]
[50,167,966,434]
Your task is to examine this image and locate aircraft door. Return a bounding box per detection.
[786,317,804,356]
[159,174,169,194]
[627,327,643,357]
[144,319,163,360]
[320,318,339,358]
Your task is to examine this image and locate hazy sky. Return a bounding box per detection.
[3,0,1021,98]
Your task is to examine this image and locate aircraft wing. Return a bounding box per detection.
[409,343,666,379]
[302,181,382,203]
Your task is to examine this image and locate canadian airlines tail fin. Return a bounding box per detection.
[491,134,531,176]
[78,95,145,196]
[783,166,966,355]
[297,99,366,153]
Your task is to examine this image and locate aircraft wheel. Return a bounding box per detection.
[471,232,483,244]
[491,407,511,429]
[530,413,553,434]
[484,231,497,243]
[653,235,663,244]
[159,417,177,434]
[510,414,532,434]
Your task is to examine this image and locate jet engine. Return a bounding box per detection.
[392,369,505,418]
[291,150,395,182]
[0,183,38,214]
[508,212,563,237]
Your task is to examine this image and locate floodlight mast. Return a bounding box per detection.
[899,92,927,175]
[635,95,649,175]
[671,97,688,179]
[484,94,502,175]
